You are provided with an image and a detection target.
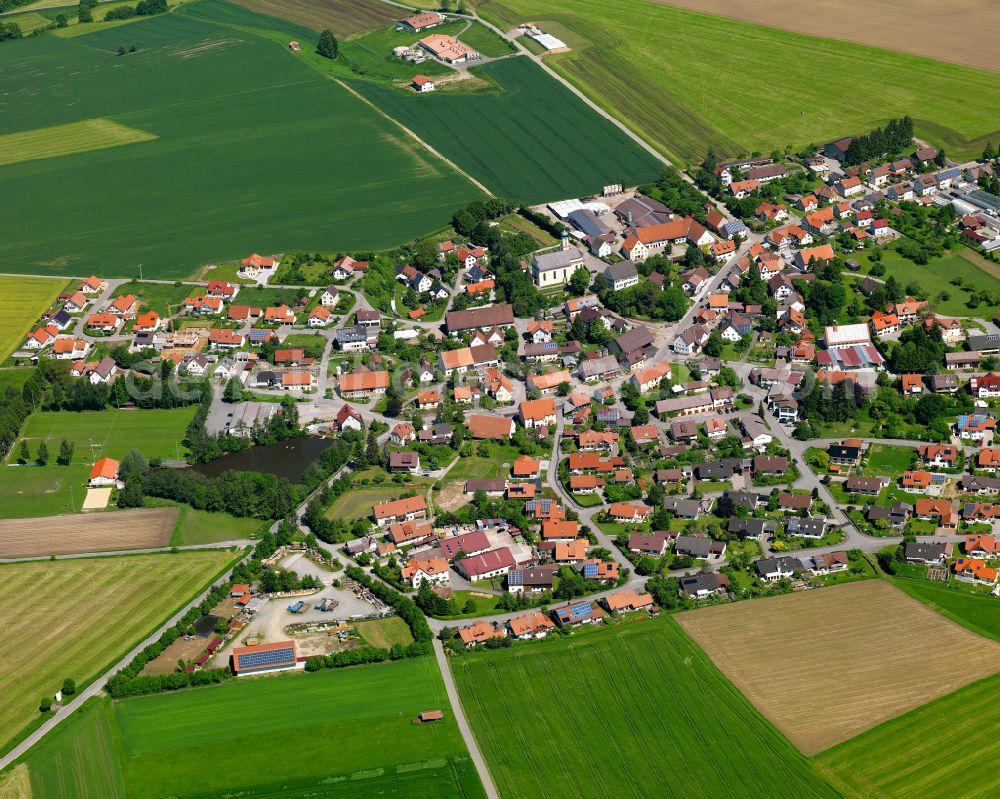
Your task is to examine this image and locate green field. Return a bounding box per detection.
[446,443,522,481]
[0,0,481,279]
[453,617,839,798]
[18,407,197,462]
[158,501,263,545]
[0,550,237,754]
[111,280,191,317]
[351,55,662,203]
[857,243,1000,317]
[16,658,485,799]
[0,368,35,394]
[0,275,66,362]
[0,118,156,168]
[479,0,1000,161]
[863,443,915,477]
[355,616,414,648]
[816,671,1000,798]
[0,464,90,517]
[893,578,1000,642]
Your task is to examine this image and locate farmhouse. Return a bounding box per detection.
[373,495,427,527]
[338,370,389,399]
[456,547,516,581]
[468,415,515,440]
[446,303,514,335]
[399,10,445,32]
[401,557,449,588]
[419,33,480,64]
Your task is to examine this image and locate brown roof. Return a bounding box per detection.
[467,415,514,440]
[339,370,389,392]
[446,303,513,332]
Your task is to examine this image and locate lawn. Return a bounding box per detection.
[856,243,1000,317]
[18,407,197,463]
[478,0,1000,161]
[0,368,35,393]
[350,55,662,203]
[0,464,90,518]
[354,616,414,648]
[863,443,915,477]
[15,658,485,799]
[892,577,1000,642]
[453,616,838,798]
[0,549,238,754]
[0,275,66,362]
[111,280,190,318]
[815,671,1000,798]
[446,443,522,481]
[435,590,502,619]
[0,0,482,279]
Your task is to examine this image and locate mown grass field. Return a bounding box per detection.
[479,0,1000,161]
[355,616,414,648]
[893,577,1000,642]
[0,118,156,168]
[16,658,485,799]
[0,0,481,279]
[18,407,196,462]
[863,443,915,477]
[161,501,264,545]
[445,443,522,481]
[0,463,90,517]
[351,55,662,203]
[0,550,238,754]
[111,280,190,317]
[678,580,1000,755]
[815,671,1000,798]
[0,275,66,362]
[453,617,838,798]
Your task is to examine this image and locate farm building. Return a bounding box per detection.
[88,457,120,487]
[230,640,300,675]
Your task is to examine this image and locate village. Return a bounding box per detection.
[9,129,1000,655]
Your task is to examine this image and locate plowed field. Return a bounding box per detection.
[0,507,177,559]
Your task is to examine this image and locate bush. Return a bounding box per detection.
[39,696,52,713]
[61,678,76,696]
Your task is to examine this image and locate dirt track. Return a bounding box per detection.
[678,580,1000,755]
[0,507,177,558]
[652,0,1000,73]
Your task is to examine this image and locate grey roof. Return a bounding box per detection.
[727,518,772,537]
[904,541,949,560]
[336,326,368,344]
[785,517,826,536]
[968,333,1000,352]
[755,556,803,577]
[723,490,764,510]
[674,536,714,558]
[604,260,639,283]
[612,326,653,356]
[578,354,620,379]
[663,496,702,518]
[568,208,611,238]
[533,248,585,273]
[681,572,728,595]
[741,417,772,440]
[614,195,671,227]
[723,219,748,237]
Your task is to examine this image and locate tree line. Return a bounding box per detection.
[842,117,914,166]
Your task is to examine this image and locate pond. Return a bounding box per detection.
[191,436,333,482]
[193,614,220,637]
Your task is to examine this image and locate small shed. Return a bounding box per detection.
[419,710,444,723]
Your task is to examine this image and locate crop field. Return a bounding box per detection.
[226,0,396,36]
[18,407,197,462]
[0,506,178,558]
[815,670,1000,798]
[0,464,90,518]
[0,275,66,363]
[351,55,662,203]
[0,549,237,753]
[0,0,481,279]
[0,118,156,168]
[893,577,1000,642]
[479,0,1000,161]
[453,618,838,798]
[17,658,485,799]
[647,0,1000,74]
[677,579,1000,755]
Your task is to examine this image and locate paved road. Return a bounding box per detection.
[0,545,252,772]
[432,639,500,799]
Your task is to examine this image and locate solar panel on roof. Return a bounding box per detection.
[237,646,294,670]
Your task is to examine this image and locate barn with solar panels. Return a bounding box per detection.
[553,601,599,628]
[230,640,300,676]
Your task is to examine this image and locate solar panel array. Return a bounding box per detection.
[237,646,294,670]
[568,602,592,620]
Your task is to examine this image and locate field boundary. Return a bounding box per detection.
[333,77,495,197]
